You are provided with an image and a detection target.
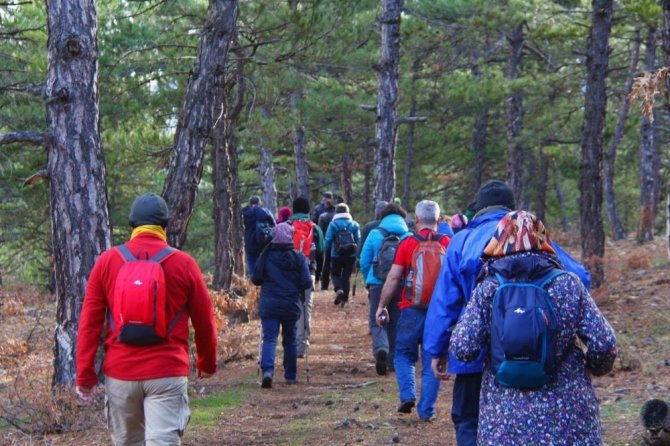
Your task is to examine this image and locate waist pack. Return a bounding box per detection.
[490,269,567,389]
[334,224,357,256]
[404,233,446,308]
[110,245,184,346]
[372,228,401,280]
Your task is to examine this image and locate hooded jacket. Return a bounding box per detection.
[423,208,592,374]
[359,214,410,286]
[252,243,313,319]
[242,205,276,255]
[325,213,361,259]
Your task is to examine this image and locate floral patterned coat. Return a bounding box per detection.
[450,253,617,446]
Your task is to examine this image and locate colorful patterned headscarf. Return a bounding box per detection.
[483,210,556,257]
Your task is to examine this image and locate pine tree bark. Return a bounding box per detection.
[341,152,354,205]
[506,21,526,206]
[661,0,670,258]
[374,0,403,202]
[402,81,417,209]
[46,0,111,385]
[363,140,373,217]
[290,89,310,199]
[259,145,277,216]
[605,28,640,240]
[536,148,549,222]
[638,25,657,243]
[162,0,238,249]
[580,0,613,287]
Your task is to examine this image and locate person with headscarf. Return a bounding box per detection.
[252,222,313,389]
[449,210,617,445]
[277,206,292,223]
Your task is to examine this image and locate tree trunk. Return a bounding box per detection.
[45,0,111,386]
[290,90,310,199]
[161,0,238,249]
[605,28,640,240]
[580,0,613,287]
[374,0,403,202]
[363,140,373,217]
[259,145,277,216]
[662,0,670,258]
[341,152,354,205]
[402,84,417,209]
[506,21,526,206]
[555,176,569,233]
[536,148,548,222]
[638,25,657,243]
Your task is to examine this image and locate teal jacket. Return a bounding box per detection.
[325,213,361,259]
[359,214,410,286]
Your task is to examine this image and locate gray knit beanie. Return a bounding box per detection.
[272,222,294,244]
[128,193,169,227]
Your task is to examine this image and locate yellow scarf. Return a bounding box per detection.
[130,225,167,242]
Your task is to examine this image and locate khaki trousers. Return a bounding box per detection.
[105,376,190,446]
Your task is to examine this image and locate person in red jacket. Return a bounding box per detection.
[75,192,218,446]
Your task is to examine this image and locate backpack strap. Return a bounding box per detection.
[537,269,567,289]
[377,227,389,238]
[115,244,176,263]
[116,244,137,262]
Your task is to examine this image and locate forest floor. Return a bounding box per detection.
[1,237,670,445]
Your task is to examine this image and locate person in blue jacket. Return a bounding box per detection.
[325,203,361,307]
[242,196,276,276]
[252,222,312,389]
[423,180,591,446]
[359,203,410,375]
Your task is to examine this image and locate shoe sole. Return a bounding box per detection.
[261,376,272,388]
[398,400,415,414]
[375,351,387,376]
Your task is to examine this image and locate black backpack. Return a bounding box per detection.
[334,223,357,256]
[372,228,401,280]
[254,221,274,248]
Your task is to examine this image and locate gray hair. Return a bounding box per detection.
[374,200,388,220]
[415,200,440,225]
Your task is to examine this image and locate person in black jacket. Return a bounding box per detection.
[317,201,336,290]
[242,196,276,277]
[252,222,312,389]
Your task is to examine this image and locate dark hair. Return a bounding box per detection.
[380,203,407,220]
[249,195,260,205]
[292,196,311,214]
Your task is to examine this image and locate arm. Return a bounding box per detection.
[449,279,494,362]
[324,221,335,253]
[76,258,109,389]
[374,264,404,325]
[313,224,325,255]
[359,229,378,280]
[575,277,617,376]
[251,250,266,286]
[187,258,218,377]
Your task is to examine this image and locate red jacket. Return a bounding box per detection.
[76,233,218,387]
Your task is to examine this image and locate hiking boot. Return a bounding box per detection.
[375,351,388,376]
[285,379,297,385]
[397,400,415,414]
[334,290,344,305]
[261,371,273,389]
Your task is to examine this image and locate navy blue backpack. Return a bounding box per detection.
[490,269,567,389]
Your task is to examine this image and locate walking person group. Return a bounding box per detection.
[74,181,617,446]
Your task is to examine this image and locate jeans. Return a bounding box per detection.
[246,252,260,278]
[452,372,481,446]
[394,307,441,421]
[331,256,355,299]
[321,251,331,290]
[367,285,400,367]
[296,283,314,356]
[260,317,298,381]
[105,376,190,446]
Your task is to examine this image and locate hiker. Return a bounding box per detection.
[357,200,389,259]
[311,191,334,224]
[424,180,592,446]
[252,222,313,388]
[288,197,325,358]
[277,206,292,223]
[376,200,449,421]
[437,214,454,237]
[359,203,410,375]
[450,213,469,234]
[450,210,616,445]
[325,203,361,307]
[317,201,337,291]
[242,196,276,276]
[75,192,218,445]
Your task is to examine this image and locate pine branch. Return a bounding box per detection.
[0,131,45,146]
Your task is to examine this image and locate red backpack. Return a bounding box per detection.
[405,233,446,309]
[110,245,181,346]
[292,219,315,259]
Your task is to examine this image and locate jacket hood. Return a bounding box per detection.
[333,212,352,221]
[267,244,303,271]
[378,214,409,234]
[469,208,509,229]
[480,251,563,282]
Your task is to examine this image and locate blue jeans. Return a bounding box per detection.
[260,317,298,381]
[452,372,481,446]
[367,285,400,367]
[394,307,441,420]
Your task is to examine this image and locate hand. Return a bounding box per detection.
[197,370,214,379]
[375,307,389,327]
[75,385,97,404]
[431,357,449,380]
